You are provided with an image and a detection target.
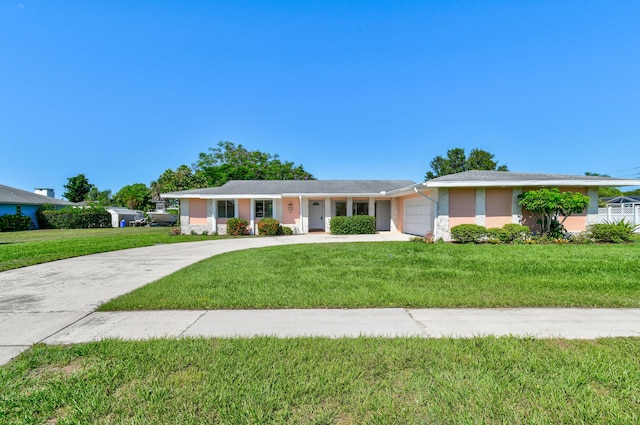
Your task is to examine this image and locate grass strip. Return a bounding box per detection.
[1,337,639,424]
[0,228,223,271]
[100,242,640,310]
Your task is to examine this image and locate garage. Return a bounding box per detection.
[403,197,433,236]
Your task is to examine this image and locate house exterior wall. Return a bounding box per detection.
[189,199,208,225]
[448,188,476,229]
[0,204,39,229]
[485,188,513,228]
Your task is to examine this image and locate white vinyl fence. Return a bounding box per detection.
[598,205,640,232]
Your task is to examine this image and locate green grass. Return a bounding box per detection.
[2,337,639,424]
[100,242,640,310]
[0,227,224,271]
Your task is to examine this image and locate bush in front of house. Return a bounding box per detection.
[277,225,294,235]
[37,206,111,229]
[588,219,638,243]
[330,215,376,235]
[486,227,511,243]
[0,214,32,232]
[226,217,249,236]
[502,223,532,242]
[450,224,487,243]
[258,218,280,236]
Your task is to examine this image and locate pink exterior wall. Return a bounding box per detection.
[485,188,512,228]
[238,199,251,221]
[189,199,208,225]
[520,187,588,233]
[449,188,476,228]
[282,197,299,225]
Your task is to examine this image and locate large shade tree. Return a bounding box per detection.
[63,174,94,202]
[194,141,315,187]
[151,165,208,199]
[114,183,152,210]
[425,148,508,180]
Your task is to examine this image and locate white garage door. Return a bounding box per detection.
[403,197,433,236]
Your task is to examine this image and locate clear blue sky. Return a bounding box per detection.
[2,0,639,199]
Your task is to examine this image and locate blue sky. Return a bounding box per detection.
[2,1,639,198]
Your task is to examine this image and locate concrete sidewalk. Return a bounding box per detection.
[41,308,640,345]
[2,233,640,365]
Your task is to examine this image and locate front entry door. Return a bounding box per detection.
[309,200,325,231]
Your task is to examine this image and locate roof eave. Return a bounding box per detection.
[425,179,640,188]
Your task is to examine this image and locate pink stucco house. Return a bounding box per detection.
[161,170,640,240]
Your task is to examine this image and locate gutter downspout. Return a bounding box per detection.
[414,186,438,239]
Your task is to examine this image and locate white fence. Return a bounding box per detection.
[598,206,640,232]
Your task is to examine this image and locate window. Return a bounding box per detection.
[255,200,273,218]
[352,201,369,216]
[217,200,235,218]
[335,201,347,216]
[16,205,21,215]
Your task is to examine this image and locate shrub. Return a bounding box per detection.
[0,214,32,232]
[330,215,376,235]
[502,223,532,242]
[486,228,510,243]
[588,219,639,243]
[411,232,435,244]
[258,218,280,236]
[37,206,111,229]
[278,225,294,235]
[169,228,181,236]
[201,230,209,236]
[450,224,487,243]
[226,218,249,236]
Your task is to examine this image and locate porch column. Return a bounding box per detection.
[234,198,239,218]
[347,198,353,217]
[390,198,399,233]
[369,197,375,217]
[475,188,486,227]
[210,200,217,233]
[324,197,331,232]
[249,199,255,235]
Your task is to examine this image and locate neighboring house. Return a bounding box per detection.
[0,184,74,229]
[162,171,640,240]
[598,195,640,230]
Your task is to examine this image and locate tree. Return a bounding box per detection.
[85,187,113,206]
[114,183,152,210]
[425,148,508,180]
[518,188,591,237]
[152,164,208,198]
[63,174,94,202]
[194,141,315,187]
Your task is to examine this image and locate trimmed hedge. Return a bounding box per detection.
[37,206,111,229]
[258,218,280,236]
[330,215,376,235]
[0,214,32,232]
[226,218,249,236]
[450,224,487,243]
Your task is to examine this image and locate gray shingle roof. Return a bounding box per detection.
[163,180,416,198]
[0,184,74,206]
[425,170,640,187]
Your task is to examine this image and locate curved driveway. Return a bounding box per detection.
[2,233,640,365]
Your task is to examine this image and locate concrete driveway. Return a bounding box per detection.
[2,232,640,365]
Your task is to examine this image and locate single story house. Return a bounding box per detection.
[162,171,640,240]
[0,184,74,229]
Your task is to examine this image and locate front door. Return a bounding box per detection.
[309,200,325,231]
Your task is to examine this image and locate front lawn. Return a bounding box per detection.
[0,227,222,271]
[100,242,640,310]
[2,337,639,424]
